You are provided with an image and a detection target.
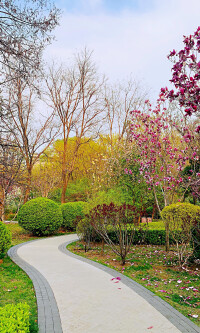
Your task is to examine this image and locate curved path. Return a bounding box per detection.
[8,234,200,333]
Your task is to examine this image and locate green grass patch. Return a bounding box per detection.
[1,223,71,332]
[0,256,38,332]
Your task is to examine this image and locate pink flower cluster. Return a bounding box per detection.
[130,100,197,195]
[161,27,200,132]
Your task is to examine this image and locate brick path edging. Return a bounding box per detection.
[59,239,200,333]
[7,242,63,333]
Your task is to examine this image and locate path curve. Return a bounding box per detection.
[8,234,200,333]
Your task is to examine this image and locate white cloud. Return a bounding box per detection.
[44,0,200,100]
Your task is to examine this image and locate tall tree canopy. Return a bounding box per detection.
[0,0,60,82]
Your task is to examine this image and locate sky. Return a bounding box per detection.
[44,0,200,101]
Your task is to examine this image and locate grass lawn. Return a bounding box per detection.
[0,223,69,333]
[68,240,200,327]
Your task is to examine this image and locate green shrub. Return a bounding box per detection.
[161,203,200,230]
[146,206,153,216]
[61,201,88,230]
[65,178,90,202]
[87,188,132,209]
[0,221,11,257]
[76,218,96,251]
[0,302,30,333]
[18,197,63,236]
[161,202,200,264]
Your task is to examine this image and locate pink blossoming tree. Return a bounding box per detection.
[161,26,200,133]
[130,101,199,202]
[130,99,199,250]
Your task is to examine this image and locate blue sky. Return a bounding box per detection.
[45,0,200,101]
[55,0,154,14]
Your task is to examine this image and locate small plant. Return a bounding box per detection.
[0,221,11,257]
[76,217,95,252]
[0,302,30,333]
[86,203,141,265]
[18,197,63,236]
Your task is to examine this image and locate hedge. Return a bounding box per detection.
[0,221,12,257]
[140,221,165,230]
[61,201,88,230]
[77,226,180,245]
[0,303,30,333]
[18,197,63,236]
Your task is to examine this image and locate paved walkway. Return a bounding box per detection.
[8,234,200,333]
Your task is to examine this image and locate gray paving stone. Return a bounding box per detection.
[59,239,200,333]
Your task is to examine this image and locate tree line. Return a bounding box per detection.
[0,1,199,222]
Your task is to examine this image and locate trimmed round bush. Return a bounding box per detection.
[61,201,88,230]
[0,222,11,257]
[161,202,200,253]
[161,202,200,231]
[18,197,63,236]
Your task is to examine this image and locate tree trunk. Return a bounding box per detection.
[24,167,32,203]
[0,189,6,222]
[152,203,156,220]
[121,256,126,265]
[61,170,72,204]
[61,172,67,204]
[61,136,67,204]
[165,222,170,252]
[101,238,105,255]
[61,138,81,204]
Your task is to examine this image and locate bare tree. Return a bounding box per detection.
[0,137,24,221]
[98,79,148,193]
[0,0,60,83]
[1,77,58,202]
[31,158,61,198]
[45,49,105,203]
[104,79,148,148]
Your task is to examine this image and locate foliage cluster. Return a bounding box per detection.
[0,303,30,333]
[78,202,200,265]
[161,202,200,264]
[83,203,141,264]
[78,221,179,246]
[140,221,165,230]
[18,197,63,236]
[61,201,88,230]
[0,221,11,257]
